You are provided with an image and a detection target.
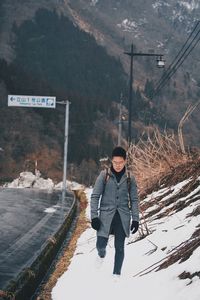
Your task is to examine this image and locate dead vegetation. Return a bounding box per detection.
[127,127,199,239]
[128,126,200,277]
[142,178,200,220]
[157,228,200,272]
[127,127,199,195]
[179,271,200,283]
[133,231,200,278]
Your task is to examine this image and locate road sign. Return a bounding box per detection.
[8,95,56,108]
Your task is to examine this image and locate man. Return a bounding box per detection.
[90,146,139,278]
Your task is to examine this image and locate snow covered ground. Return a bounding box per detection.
[52,179,200,300]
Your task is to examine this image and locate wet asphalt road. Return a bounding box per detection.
[0,188,74,289]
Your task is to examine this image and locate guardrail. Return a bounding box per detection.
[1,193,77,300]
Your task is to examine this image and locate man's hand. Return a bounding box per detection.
[91,218,101,231]
[131,220,139,234]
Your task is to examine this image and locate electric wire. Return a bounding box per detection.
[155,27,200,92]
[154,20,200,90]
[153,21,200,96]
[154,29,200,95]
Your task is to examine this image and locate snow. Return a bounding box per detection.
[90,0,98,6]
[152,0,199,12]
[179,0,199,12]
[54,180,84,191]
[3,171,85,192]
[117,18,147,33]
[117,19,138,32]
[3,171,54,190]
[152,0,170,10]
[52,179,200,300]
[152,1,164,9]
[44,206,60,213]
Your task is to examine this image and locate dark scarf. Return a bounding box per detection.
[111,165,126,183]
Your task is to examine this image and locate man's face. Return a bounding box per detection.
[112,156,126,173]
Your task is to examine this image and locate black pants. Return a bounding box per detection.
[96,211,126,275]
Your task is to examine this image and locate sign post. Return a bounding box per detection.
[56,101,70,202]
[8,95,70,200]
[8,95,71,222]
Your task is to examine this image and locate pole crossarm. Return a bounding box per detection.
[56,101,69,105]
[124,52,164,57]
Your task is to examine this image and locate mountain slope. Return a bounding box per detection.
[0,0,200,183]
[66,0,200,145]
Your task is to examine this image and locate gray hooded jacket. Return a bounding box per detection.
[90,169,139,238]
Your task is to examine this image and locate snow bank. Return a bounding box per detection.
[2,171,85,192]
[54,181,85,191]
[3,171,54,190]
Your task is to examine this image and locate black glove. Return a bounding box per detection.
[91,218,101,231]
[131,220,139,234]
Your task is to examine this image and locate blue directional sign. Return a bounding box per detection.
[8,95,56,108]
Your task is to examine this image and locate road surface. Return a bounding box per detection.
[0,188,74,289]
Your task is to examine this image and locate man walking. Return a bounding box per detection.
[90,146,139,278]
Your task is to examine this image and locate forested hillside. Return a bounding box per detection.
[0,8,129,182]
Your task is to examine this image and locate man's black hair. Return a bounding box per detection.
[112,146,126,159]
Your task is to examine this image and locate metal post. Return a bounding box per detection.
[62,100,70,201]
[128,44,133,146]
[124,46,164,146]
[118,95,123,146]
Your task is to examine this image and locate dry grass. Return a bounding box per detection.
[36,189,89,300]
[127,127,192,194]
[128,126,200,241]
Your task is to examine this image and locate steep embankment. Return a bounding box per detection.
[36,156,200,300]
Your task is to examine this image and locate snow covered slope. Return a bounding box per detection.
[52,161,200,300]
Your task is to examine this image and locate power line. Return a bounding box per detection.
[154,21,200,92]
[159,33,200,88]
[153,21,200,96]
[154,29,200,94]
[155,20,200,90]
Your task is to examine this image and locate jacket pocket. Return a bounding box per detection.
[100,207,112,212]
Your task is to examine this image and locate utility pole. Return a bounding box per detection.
[118,94,123,146]
[127,44,134,146]
[124,44,164,145]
